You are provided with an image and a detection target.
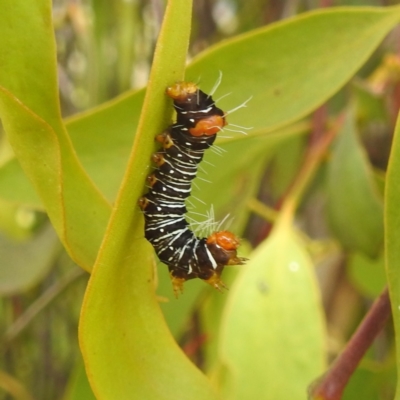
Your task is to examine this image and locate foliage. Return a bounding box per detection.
[1,1,400,399]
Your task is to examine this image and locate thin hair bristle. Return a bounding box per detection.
[224,96,253,116]
[208,71,223,98]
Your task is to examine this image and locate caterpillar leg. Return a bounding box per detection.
[203,271,228,292]
[170,272,186,298]
[155,132,174,148]
[169,267,228,297]
[169,270,205,297]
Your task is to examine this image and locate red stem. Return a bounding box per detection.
[309,287,391,400]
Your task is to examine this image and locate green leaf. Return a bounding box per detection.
[186,6,400,133]
[0,1,111,270]
[79,1,220,398]
[0,89,144,208]
[326,110,384,257]
[385,111,400,400]
[0,162,40,208]
[347,252,386,298]
[200,265,244,374]
[0,225,59,295]
[66,91,145,203]
[217,209,326,399]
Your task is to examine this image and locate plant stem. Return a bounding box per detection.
[286,110,342,208]
[309,287,391,400]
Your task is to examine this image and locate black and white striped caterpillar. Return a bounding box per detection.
[139,81,245,296]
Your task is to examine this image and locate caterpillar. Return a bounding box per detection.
[139,81,245,296]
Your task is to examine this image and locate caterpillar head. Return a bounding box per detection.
[166,81,198,101]
[166,81,227,136]
[206,231,246,266]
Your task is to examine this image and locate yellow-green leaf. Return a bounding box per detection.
[0,1,111,270]
[187,6,400,133]
[217,209,326,399]
[347,252,386,298]
[385,111,400,400]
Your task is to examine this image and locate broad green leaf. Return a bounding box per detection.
[186,6,400,133]
[217,208,326,399]
[0,90,144,207]
[326,110,384,257]
[66,91,145,203]
[0,225,59,296]
[0,162,40,208]
[385,111,400,400]
[79,1,220,398]
[0,1,111,270]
